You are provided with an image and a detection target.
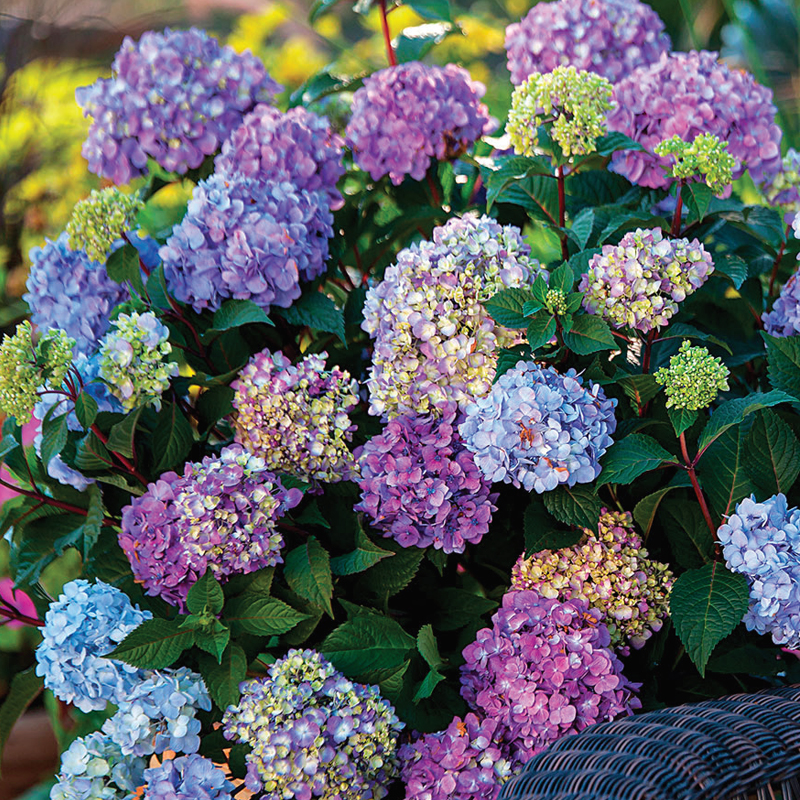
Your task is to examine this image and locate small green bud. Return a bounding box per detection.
[654,339,730,410]
[654,133,736,195]
[545,288,568,316]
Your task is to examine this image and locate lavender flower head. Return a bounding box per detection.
[222,648,404,798]
[607,51,783,190]
[120,443,302,610]
[355,401,498,554]
[346,62,496,185]
[143,755,233,800]
[232,348,359,483]
[35,579,152,713]
[76,28,281,184]
[459,362,616,493]
[764,236,800,337]
[505,0,670,86]
[761,149,800,220]
[578,228,715,332]
[363,214,544,419]
[460,590,640,765]
[717,494,800,648]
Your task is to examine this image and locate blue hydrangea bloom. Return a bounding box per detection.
[35,579,152,713]
[143,754,233,800]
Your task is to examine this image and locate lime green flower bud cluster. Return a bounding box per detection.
[654,133,736,195]
[508,66,613,158]
[66,188,143,263]
[654,339,729,410]
[545,288,568,316]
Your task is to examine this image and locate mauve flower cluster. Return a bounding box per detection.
[607,50,783,190]
[400,713,513,800]
[76,28,280,184]
[35,580,152,713]
[362,214,542,419]
[120,443,302,609]
[346,62,495,185]
[459,362,616,493]
[505,0,670,86]
[718,494,800,648]
[143,756,232,800]
[232,348,359,483]
[460,590,640,765]
[578,228,715,332]
[512,509,673,653]
[222,648,404,799]
[355,401,497,554]
[764,235,800,337]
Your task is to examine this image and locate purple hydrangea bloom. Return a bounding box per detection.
[119,444,302,610]
[346,62,496,185]
[459,362,616,493]
[355,401,498,553]
[718,494,800,648]
[35,580,152,713]
[76,28,280,184]
[143,754,233,800]
[460,590,640,765]
[505,0,670,86]
[607,51,783,190]
[160,173,332,313]
[764,219,800,336]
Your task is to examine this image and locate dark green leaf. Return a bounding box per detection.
[106,243,145,294]
[568,209,594,250]
[495,345,532,381]
[682,182,714,224]
[195,386,234,434]
[659,323,732,354]
[417,624,444,670]
[595,131,645,155]
[562,314,615,355]
[108,618,195,669]
[321,613,415,675]
[668,406,699,437]
[716,255,748,289]
[405,0,452,21]
[526,312,556,351]
[0,668,43,774]
[358,539,424,599]
[633,486,677,538]
[394,22,454,62]
[194,622,230,663]
[153,402,194,473]
[74,391,98,429]
[744,409,800,495]
[358,661,410,702]
[618,375,660,410]
[146,264,172,311]
[224,596,309,636]
[542,486,603,529]
[330,526,394,576]
[40,413,68,468]
[210,299,273,332]
[186,572,225,616]
[549,262,574,295]
[484,156,553,211]
[106,407,144,459]
[599,434,677,485]
[413,669,446,703]
[698,424,756,520]
[83,484,104,560]
[284,537,334,617]
[198,643,247,710]
[432,588,497,631]
[278,292,345,343]
[523,500,583,553]
[763,332,800,398]
[74,431,112,471]
[289,69,363,106]
[660,500,715,569]
[484,288,536,329]
[295,500,331,529]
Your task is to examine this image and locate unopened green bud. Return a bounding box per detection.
[654,339,730,410]
[654,133,736,195]
[67,187,144,263]
[545,288,567,316]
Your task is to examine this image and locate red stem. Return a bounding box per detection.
[556,165,568,261]
[0,598,43,627]
[671,181,684,236]
[680,431,720,545]
[378,0,397,66]
[769,223,792,297]
[641,329,656,374]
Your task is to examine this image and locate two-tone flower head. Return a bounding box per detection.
[232,348,359,483]
[717,494,800,648]
[512,509,673,652]
[764,255,800,337]
[76,28,281,184]
[578,228,715,332]
[222,648,404,798]
[508,66,613,158]
[355,401,498,554]
[761,149,800,219]
[505,0,670,86]
[460,590,640,765]
[654,340,730,410]
[654,133,737,196]
[346,61,495,185]
[458,362,616,493]
[362,214,543,419]
[143,755,233,800]
[66,188,144,263]
[607,50,783,191]
[120,443,302,609]
[35,579,152,713]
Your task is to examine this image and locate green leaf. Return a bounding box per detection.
[153,401,194,472]
[763,332,800,398]
[74,391,98,429]
[413,668,446,703]
[11,514,80,587]
[0,667,43,773]
[633,486,677,537]
[284,537,334,617]
[432,588,497,631]
[618,374,660,411]
[562,314,615,355]
[358,661,410,702]
[599,434,677,485]
[484,156,553,211]
[744,409,800,495]
[542,486,603,530]
[197,644,247,710]
[523,500,583,553]
[83,484,104,560]
[405,0,452,21]
[224,595,309,636]
[526,311,557,351]
[568,208,594,250]
[495,345,532,381]
[186,571,225,615]
[358,539,424,599]
[106,407,144,459]
[40,412,68,468]
[106,243,145,294]
[660,500,715,569]
[667,406,699,437]
[278,292,346,343]
[289,69,362,106]
[716,255,748,289]
[195,386,234,434]
[549,262,575,295]
[107,618,195,669]
[194,622,230,663]
[393,22,454,63]
[682,182,714,223]
[417,624,444,670]
[659,323,732,354]
[74,431,112,471]
[670,563,749,676]
[211,299,273,331]
[145,263,172,310]
[330,527,394,576]
[594,131,645,155]
[484,288,536,329]
[697,424,756,520]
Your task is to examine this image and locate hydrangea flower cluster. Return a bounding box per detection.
[66,188,144,263]
[512,509,673,652]
[35,579,152,713]
[345,62,495,185]
[222,648,404,798]
[459,362,616,493]
[764,267,800,337]
[76,28,281,183]
[120,443,302,609]
[99,311,178,412]
[50,732,145,800]
[654,133,736,195]
[143,755,233,800]
[607,51,783,190]
[654,340,730,410]
[717,494,800,648]
[460,590,640,764]
[355,401,498,554]
[400,713,514,800]
[578,228,715,332]
[505,0,670,86]
[362,214,542,419]
[507,66,613,158]
[232,349,359,483]
[761,148,800,217]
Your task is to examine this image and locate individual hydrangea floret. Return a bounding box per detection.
[76,28,281,183]
[50,732,146,800]
[143,754,233,800]
[654,340,729,410]
[508,66,613,158]
[763,261,800,337]
[459,362,616,493]
[99,311,178,412]
[761,148,800,218]
[355,401,498,554]
[461,590,640,765]
[35,579,152,713]
[505,0,670,86]
[120,444,302,609]
[363,215,544,419]
[512,509,673,652]
[654,133,736,195]
[232,349,359,483]
[66,188,144,263]
[346,62,496,185]
[578,228,715,332]
[608,51,783,190]
[222,648,404,798]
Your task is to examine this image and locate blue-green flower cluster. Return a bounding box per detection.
[654,133,736,195]
[66,188,144,263]
[654,340,729,410]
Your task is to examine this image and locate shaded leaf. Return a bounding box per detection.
[224,596,308,636]
[542,486,602,530]
[211,299,273,332]
[0,668,43,774]
[599,434,677,485]
[330,527,394,576]
[108,618,195,669]
[285,537,334,617]
[197,643,247,710]
[278,292,345,343]
[186,571,225,616]
[744,409,800,495]
[562,314,615,355]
